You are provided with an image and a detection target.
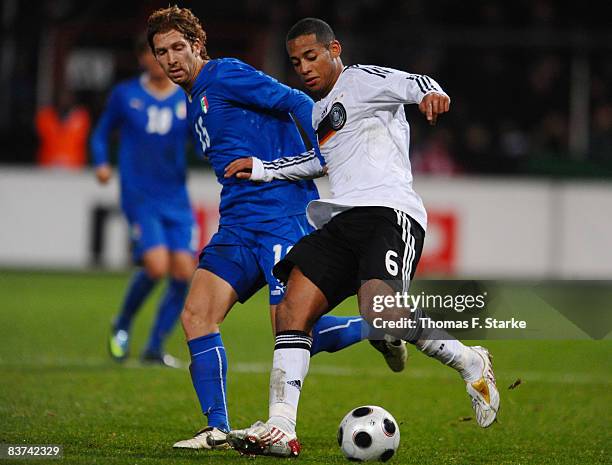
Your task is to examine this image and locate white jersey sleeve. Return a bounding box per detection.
[250,149,325,182]
[348,64,447,106]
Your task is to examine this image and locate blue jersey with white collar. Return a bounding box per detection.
[186,58,322,225]
[91,76,191,219]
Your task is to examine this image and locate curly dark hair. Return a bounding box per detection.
[147,5,210,60]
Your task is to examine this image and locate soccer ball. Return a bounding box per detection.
[337,405,400,462]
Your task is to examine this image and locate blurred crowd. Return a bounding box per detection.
[1,0,610,176]
[309,0,612,176]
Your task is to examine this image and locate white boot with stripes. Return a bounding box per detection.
[227,421,301,457]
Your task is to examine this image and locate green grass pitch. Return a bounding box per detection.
[0,270,610,464]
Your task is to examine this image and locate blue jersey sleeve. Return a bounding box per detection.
[217,62,325,166]
[91,86,123,167]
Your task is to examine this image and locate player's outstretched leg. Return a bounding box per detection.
[141,278,189,368]
[310,315,408,372]
[310,315,364,354]
[404,307,499,427]
[359,280,498,427]
[418,338,499,427]
[399,309,499,426]
[108,269,157,361]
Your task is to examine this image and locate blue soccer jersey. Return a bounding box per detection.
[186,58,322,225]
[91,76,192,221]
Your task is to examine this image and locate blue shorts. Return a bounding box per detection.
[125,204,195,263]
[198,214,314,305]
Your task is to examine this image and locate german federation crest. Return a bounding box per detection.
[330,102,346,130]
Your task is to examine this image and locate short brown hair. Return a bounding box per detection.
[147,5,210,60]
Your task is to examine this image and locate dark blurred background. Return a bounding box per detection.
[1,0,611,176]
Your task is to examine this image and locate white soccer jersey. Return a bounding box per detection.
[250,64,448,232]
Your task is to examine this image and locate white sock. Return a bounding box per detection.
[417,336,466,367]
[416,330,482,382]
[268,331,312,436]
[403,308,481,382]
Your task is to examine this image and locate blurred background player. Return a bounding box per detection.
[91,35,196,367]
[146,6,406,450]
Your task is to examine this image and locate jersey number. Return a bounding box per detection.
[385,250,399,277]
[195,116,211,153]
[146,106,173,135]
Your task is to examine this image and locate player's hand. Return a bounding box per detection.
[418,92,450,126]
[95,164,112,184]
[224,157,253,179]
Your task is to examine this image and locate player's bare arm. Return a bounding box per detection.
[419,91,451,126]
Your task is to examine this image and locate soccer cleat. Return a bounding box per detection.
[227,421,301,457]
[108,327,129,362]
[173,426,230,450]
[369,335,408,372]
[141,351,184,369]
[464,346,500,428]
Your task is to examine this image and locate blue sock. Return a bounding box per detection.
[114,270,157,331]
[144,278,189,355]
[310,315,370,356]
[188,333,230,432]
